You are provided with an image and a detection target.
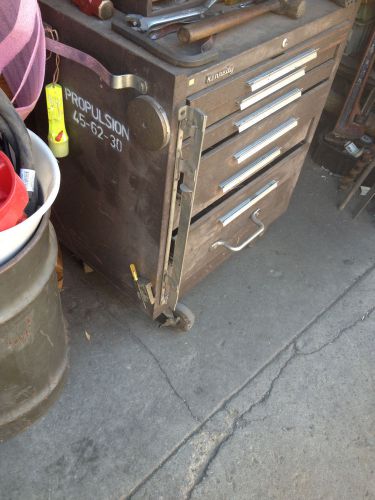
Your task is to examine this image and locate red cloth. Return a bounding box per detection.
[0,0,46,120]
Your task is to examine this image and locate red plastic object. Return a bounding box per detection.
[72,0,114,19]
[0,151,28,231]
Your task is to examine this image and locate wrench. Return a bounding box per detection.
[124,0,219,32]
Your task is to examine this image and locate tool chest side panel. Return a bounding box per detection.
[39,2,185,308]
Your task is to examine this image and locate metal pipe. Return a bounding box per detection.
[339,159,375,211]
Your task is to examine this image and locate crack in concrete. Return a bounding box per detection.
[74,262,375,500]
[127,265,375,499]
[243,415,273,426]
[103,307,200,423]
[296,305,375,356]
[185,346,296,499]
[72,271,200,421]
[185,306,375,498]
[131,333,200,423]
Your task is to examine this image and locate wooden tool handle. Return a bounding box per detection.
[178,0,279,43]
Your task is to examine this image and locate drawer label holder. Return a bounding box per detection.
[220,148,281,194]
[235,89,302,133]
[239,69,305,111]
[247,48,318,92]
[211,180,279,253]
[220,180,278,227]
[234,117,298,165]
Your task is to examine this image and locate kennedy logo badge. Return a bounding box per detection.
[205,65,234,84]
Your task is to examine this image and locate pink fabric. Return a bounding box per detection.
[0,0,46,120]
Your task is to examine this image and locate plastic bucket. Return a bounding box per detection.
[0,151,28,231]
[0,130,60,265]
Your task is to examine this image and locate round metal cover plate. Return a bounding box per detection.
[127,96,170,151]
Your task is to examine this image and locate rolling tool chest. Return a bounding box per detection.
[37,0,358,329]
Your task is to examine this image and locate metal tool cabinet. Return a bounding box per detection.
[38,0,357,329]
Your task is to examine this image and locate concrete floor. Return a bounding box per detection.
[1,157,374,500]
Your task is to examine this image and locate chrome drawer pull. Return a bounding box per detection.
[220,148,281,193]
[234,118,298,165]
[247,48,318,92]
[219,180,278,227]
[212,209,265,252]
[235,89,302,133]
[239,69,305,111]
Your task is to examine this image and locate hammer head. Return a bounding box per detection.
[277,0,306,19]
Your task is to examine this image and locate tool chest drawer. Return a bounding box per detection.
[193,119,312,217]
[181,144,308,290]
[187,22,349,128]
[201,59,333,151]
[191,79,329,216]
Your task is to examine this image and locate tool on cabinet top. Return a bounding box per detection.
[112,0,308,67]
[72,0,114,19]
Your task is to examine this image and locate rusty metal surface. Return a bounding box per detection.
[36,0,357,321]
[127,95,171,150]
[41,0,352,82]
[38,1,182,319]
[0,216,68,441]
[177,0,306,44]
[339,146,375,210]
[113,0,204,17]
[334,25,375,138]
[164,105,207,310]
[111,19,219,67]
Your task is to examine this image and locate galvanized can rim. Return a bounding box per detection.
[0,211,50,274]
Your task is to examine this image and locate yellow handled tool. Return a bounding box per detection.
[130,263,139,282]
[45,83,69,158]
[130,263,147,309]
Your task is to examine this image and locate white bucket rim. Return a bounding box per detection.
[0,130,60,238]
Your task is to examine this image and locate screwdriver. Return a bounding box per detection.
[130,264,147,309]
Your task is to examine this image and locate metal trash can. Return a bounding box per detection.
[0,215,68,441]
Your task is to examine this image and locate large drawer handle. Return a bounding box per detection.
[46,37,148,93]
[247,48,318,92]
[239,69,305,111]
[235,89,302,133]
[220,148,281,193]
[219,180,278,227]
[212,209,265,253]
[234,118,298,165]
